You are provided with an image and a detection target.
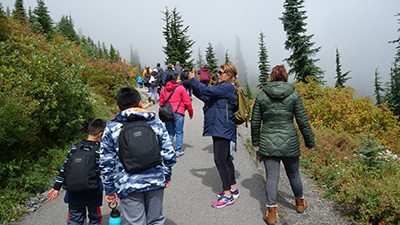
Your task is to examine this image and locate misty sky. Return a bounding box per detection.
[2,0,400,97]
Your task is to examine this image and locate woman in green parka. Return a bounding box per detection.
[251,65,315,225]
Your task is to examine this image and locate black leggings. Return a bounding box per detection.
[213,136,236,191]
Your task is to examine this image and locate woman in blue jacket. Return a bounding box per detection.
[188,63,240,208]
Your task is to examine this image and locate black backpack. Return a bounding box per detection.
[158,87,182,122]
[63,142,99,193]
[114,116,162,173]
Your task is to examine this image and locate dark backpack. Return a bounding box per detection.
[114,116,162,173]
[158,87,182,122]
[63,142,99,193]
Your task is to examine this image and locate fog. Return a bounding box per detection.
[2,0,400,97]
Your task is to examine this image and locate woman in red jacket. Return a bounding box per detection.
[159,72,194,157]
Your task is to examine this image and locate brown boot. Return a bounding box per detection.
[263,206,277,225]
[295,198,308,213]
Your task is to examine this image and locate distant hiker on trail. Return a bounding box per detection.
[162,63,175,87]
[100,87,176,225]
[148,68,161,104]
[181,66,192,97]
[159,72,193,158]
[197,64,211,86]
[156,63,163,75]
[188,63,240,209]
[46,118,106,225]
[251,65,315,225]
[174,61,183,76]
[137,75,143,88]
[142,66,152,79]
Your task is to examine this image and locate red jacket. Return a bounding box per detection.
[159,81,194,117]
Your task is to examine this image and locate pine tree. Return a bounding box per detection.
[56,15,79,43]
[33,0,53,38]
[235,36,248,84]
[196,47,205,70]
[205,42,219,82]
[0,3,9,41]
[162,7,195,68]
[225,50,232,64]
[257,31,270,88]
[13,0,26,22]
[374,67,385,106]
[388,13,400,116]
[280,0,324,83]
[109,44,119,63]
[130,45,141,68]
[334,47,351,88]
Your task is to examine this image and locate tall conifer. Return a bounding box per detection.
[257,31,270,88]
[334,47,351,88]
[374,67,385,106]
[280,0,323,83]
[33,0,53,38]
[388,13,400,115]
[56,15,79,43]
[162,7,195,68]
[13,0,26,22]
[205,42,218,82]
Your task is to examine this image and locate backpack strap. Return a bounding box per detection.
[161,87,179,107]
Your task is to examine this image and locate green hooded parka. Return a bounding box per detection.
[251,81,315,157]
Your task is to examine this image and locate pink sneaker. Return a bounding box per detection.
[216,189,240,199]
[212,195,235,208]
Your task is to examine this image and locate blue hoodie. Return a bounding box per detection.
[100,108,176,199]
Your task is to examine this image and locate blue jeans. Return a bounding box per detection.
[165,113,185,152]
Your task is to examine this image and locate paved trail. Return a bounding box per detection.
[18,94,352,225]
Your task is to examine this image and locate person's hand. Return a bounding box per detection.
[46,188,59,201]
[188,69,195,80]
[189,114,193,120]
[106,193,118,205]
[165,181,171,189]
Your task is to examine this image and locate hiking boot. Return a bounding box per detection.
[175,151,184,158]
[263,206,277,225]
[216,188,240,199]
[295,198,308,213]
[211,195,234,208]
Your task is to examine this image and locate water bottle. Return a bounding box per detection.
[108,202,122,225]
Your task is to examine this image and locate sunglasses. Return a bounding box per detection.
[218,71,225,75]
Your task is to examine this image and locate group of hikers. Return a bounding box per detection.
[46,63,315,225]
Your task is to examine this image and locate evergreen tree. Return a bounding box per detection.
[109,44,119,63]
[388,13,400,116]
[162,7,195,68]
[374,67,385,106]
[56,15,79,43]
[33,0,53,38]
[13,0,26,22]
[245,76,253,100]
[205,42,219,82]
[28,7,40,33]
[235,36,248,84]
[280,0,324,83]
[225,50,232,64]
[257,31,270,88]
[334,47,351,88]
[130,45,141,68]
[0,3,10,42]
[196,47,205,70]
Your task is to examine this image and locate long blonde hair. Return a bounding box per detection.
[220,63,240,87]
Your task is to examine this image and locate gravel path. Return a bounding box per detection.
[17,90,354,224]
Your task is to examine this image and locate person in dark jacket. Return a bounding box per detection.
[251,65,315,225]
[188,63,240,209]
[47,118,106,225]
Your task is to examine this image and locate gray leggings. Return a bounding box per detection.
[263,156,303,206]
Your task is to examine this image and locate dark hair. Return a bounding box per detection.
[157,63,160,67]
[270,65,288,82]
[116,87,141,110]
[167,72,179,82]
[88,118,106,136]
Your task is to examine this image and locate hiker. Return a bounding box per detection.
[251,65,315,225]
[46,118,106,225]
[197,64,211,86]
[142,66,152,80]
[181,67,192,97]
[188,63,240,208]
[100,87,176,225]
[174,61,183,76]
[159,72,194,157]
[162,63,175,87]
[137,75,143,88]
[148,68,160,104]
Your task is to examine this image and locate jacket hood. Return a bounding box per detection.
[263,81,295,99]
[165,81,181,91]
[115,108,156,121]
